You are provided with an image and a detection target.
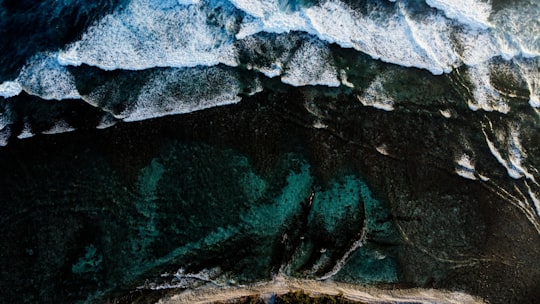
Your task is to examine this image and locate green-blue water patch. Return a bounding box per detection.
[308,175,363,233]
[115,142,321,282]
[333,180,401,283]
[361,181,400,243]
[241,161,312,236]
[277,173,402,281]
[72,244,103,275]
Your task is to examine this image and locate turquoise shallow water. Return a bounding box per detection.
[0,133,402,303]
[130,141,401,284]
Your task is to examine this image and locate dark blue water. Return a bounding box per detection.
[0,0,126,82]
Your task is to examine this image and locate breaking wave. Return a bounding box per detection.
[0,0,539,197]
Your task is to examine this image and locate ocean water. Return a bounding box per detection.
[0,0,540,303]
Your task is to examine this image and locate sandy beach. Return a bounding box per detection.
[158,277,486,304]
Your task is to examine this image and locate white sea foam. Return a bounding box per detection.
[425,0,492,30]
[17,53,80,100]
[455,154,477,180]
[232,0,468,74]
[41,121,76,135]
[96,114,118,129]
[507,126,536,182]
[0,81,22,98]
[466,64,509,113]
[357,75,395,111]
[43,0,539,106]
[530,96,540,108]
[482,125,536,181]
[232,0,537,80]
[47,0,537,82]
[58,0,239,70]
[514,58,540,108]
[239,34,301,78]
[453,28,498,66]
[177,0,200,5]
[146,267,226,290]
[376,145,390,156]
[339,69,355,88]
[0,127,10,146]
[440,109,452,118]
[239,33,340,87]
[308,1,458,75]
[483,132,518,179]
[0,53,80,101]
[491,5,540,59]
[257,63,283,78]
[398,2,459,74]
[525,181,540,218]
[17,122,34,140]
[228,0,276,20]
[122,67,242,122]
[319,225,367,280]
[0,112,9,131]
[281,39,340,87]
[312,120,328,129]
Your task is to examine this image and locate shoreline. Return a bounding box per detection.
[157,277,486,304]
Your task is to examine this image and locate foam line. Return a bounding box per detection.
[525,181,540,218]
[483,131,521,179]
[482,126,537,182]
[425,0,492,30]
[507,126,536,182]
[318,224,367,280]
[455,154,477,180]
